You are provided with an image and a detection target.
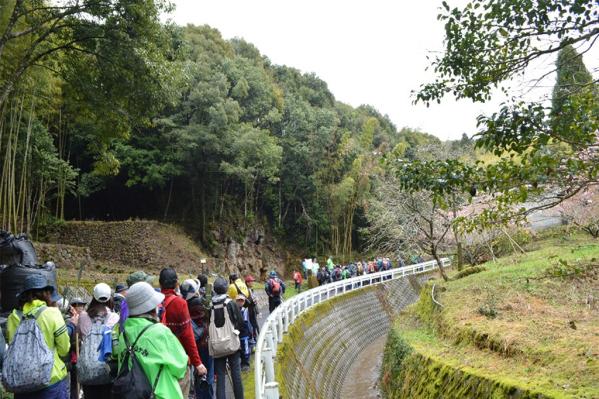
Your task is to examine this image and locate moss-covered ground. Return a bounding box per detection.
[382,229,599,398]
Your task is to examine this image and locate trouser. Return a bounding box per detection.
[248,306,259,337]
[268,296,282,313]
[69,370,78,399]
[195,346,214,399]
[82,384,112,399]
[214,352,244,399]
[240,336,250,367]
[15,378,68,399]
[295,281,301,292]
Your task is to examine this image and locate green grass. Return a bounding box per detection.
[241,358,256,399]
[385,230,599,398]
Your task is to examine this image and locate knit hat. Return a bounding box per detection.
[126,271,154,287]
[244,275,256,284]
[93,283,112,303]
[126,282,165,316]
[180,279,200,301]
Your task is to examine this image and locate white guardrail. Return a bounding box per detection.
[254,257,451,399]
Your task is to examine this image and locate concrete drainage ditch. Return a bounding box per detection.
[254,260,450,399]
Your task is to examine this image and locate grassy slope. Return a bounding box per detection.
[390,230,599,398]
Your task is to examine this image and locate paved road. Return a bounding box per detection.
[222,290,269,398]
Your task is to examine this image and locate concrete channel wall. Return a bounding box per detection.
[278,274,432,399]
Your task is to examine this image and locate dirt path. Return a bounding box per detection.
[340,334,387,399]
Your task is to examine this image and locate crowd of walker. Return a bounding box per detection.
[0,267,288,399]
[0,253,421,399]
[295,255,423,288]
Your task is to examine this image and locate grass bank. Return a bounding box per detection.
[381,230,599,398]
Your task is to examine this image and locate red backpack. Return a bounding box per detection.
[270,278,281,296]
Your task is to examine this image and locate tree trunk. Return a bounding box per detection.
[456,241,464,271]
[163,178,174,221]
[431,245,449,281]
[450,197,464,270]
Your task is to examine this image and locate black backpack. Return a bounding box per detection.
[112,323,163,399]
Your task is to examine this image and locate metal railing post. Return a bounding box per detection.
[264,382,280,399]
[277,314,284,343]
[253,257,451,398]
[262,347,275,381]
[283,308,289,332]
[266,330,276,358]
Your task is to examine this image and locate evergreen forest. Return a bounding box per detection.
[0,2,448,259]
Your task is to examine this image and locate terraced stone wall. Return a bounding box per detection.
[277,275,431,399]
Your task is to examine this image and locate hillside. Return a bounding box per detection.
[381,229,599,398]
[34,220,294,292]
[45,220,206,271]
[34,220,207,291]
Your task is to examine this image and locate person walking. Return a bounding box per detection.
[77,283,120,399]
[114,282,189,399]
[326,256,334,272]
[227,273,250,301]
[235,294,252,372]
[265,271,285,313]
[159,268,207,396]
[293,269,303,293]
[65,297,85,399]
[244,275,260,341]
[6,274,70,399]
[187,294,214,399]
[211,277,245,399]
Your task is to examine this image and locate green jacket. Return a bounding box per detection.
[115,316,188,399]
[327,258,334,271]
[7,299,70,385]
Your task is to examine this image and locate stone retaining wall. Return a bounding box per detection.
[45,220,206,272]
[35,242,93,269]
[277,275,430,399]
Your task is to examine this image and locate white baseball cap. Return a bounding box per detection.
[93,283,112,303]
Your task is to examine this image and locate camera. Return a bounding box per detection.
[196,374,209,389]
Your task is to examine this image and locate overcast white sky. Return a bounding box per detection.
[167,0,597,141]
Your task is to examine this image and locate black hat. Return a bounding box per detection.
[213,277,228,295]
[18,274,54,297]
[115,283,128,294]
[159,267,178,287]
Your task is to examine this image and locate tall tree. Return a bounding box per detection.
[551,44,599,138]
[405,0,599,227]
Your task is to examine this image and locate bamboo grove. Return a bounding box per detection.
[0,1,445,260]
